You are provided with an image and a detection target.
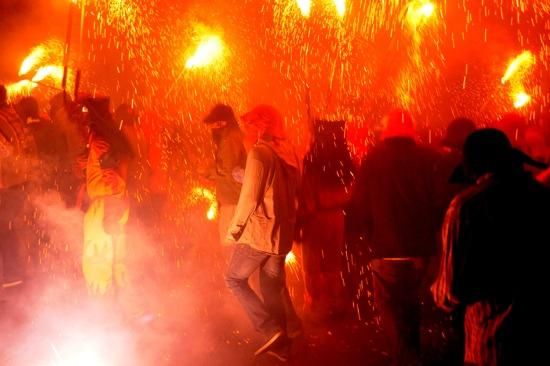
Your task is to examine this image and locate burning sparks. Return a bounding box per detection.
[296,0,312,18]
[192,187,219,220]
[19,45,46,76]
[185,35,224,69]
[501,51,536,110]
[406,0,436,28]
[501,51,535,85]
[32,65,64,83]
[513,91,531,109]
[333,0,346,18]
[285,250,300,278]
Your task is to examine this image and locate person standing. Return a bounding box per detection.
[432,128,550,366]
[351,109,440,366]
[225,105,301,362]
[202,104,246,250]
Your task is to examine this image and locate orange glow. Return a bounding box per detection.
[406,0,436,28]
[334,0,346,18]
[31,65,64,83]
[513,91,531,109]
[501,51,535,85]
[285,251,300,278]
[18,45,46,76]
[192,187,219,220]
[5,80,34,100]
[296,0,311,17]
[185,35,224,69]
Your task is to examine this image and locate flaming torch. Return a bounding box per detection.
[185,35,224,69]
[296,0,312,18]
[285,251,300,278]
[333,0,346,18]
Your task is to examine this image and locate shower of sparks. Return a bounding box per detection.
[185,35,224,69]
[333,0,346,18]
[296,0,312,17]
[18,45,46,76]
[285,251,300,278]
[501,51,535,85]
[513,91,531,109]
[192,187,219,221]
[406,0,436,29]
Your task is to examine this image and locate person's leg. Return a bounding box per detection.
[225,245,280,336]
[371,260,422,366]
[259,254,287,331]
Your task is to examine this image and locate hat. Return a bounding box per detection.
[241,104,285,139]
[450,128,547,183]
[203,104,237,125]
[442,118,476,149]
[381,109,416,140]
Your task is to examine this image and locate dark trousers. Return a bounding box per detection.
[225,244,299,337]
[0,187,26,286]
[371,259,429,366]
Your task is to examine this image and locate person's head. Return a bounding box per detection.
[0,85,7,107]
[240,104,285,151]
[442,118,476,150]
[453,128,546,182]
[381,108,416,140]
[203,104,237,130]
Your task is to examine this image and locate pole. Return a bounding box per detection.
[62,1,76,102]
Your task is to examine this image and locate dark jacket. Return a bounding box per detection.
[432,172,550,365]
[352,137,440,258]
[208,126,246,205]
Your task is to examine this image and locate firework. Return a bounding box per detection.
[501,51,535,85]
[296,0,312,18]
[18,45,46,76]
[185,35,224,69]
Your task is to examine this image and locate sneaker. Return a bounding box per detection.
[254,330,284,356]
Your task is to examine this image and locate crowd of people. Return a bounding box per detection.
[204,102,550,365]
[2,81,550,365]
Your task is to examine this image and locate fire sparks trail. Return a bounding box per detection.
[501,51,535,85]
[32,65,64,83]
[333,0,346,18]
[513,91,531,109]
[185,35,224,69]
[296,0,312,18]
[192,187,218,221]
[406,0,436,29]
[285,250,300,278]
[501,51,536,110]
[18,45,46,76]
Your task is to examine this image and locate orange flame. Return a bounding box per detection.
[406,0,436,28]
[513,91,531,109]
[31,65,64,83]
[18,45,46,76]
[192,187,218,220]
[296,0,312,17]
[185,35,224,69]
[334,0,346,18]
[501,51,535,85]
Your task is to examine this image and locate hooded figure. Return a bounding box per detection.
[299,120,355,320]
[224,104,301,362]
[82,97,133,295]
[351,109,440,366]
[203,104,247,245]
[432,128,550,366]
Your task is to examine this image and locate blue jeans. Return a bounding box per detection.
[225,244,297,337]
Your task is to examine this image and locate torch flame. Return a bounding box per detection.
[18,45,46,76]
[406,0,436,28]
[192,187,219,220]
[513,91,531,109]
[501,51,535,85]
[334,0,346,18]
[31,65,64,83]
[5,80,34,100]
[296,0,311,17]
[185,35,224,69]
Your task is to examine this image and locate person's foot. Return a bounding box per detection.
[254,330,285,356]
